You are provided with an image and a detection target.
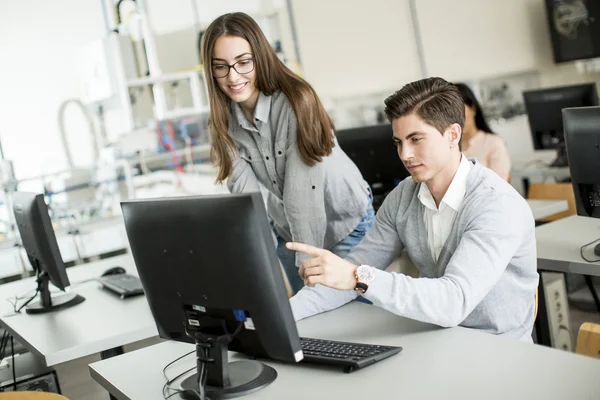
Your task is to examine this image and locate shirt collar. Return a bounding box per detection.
[231,91,271,134]
[418,154,473,212]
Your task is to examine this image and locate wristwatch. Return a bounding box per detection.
[354,265,375,294]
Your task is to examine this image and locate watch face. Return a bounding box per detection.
[357,265,375,282]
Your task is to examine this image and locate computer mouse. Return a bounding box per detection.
[102,266,126,277]
[594,243,600,257]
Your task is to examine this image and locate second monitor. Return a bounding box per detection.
[523,83,598,167]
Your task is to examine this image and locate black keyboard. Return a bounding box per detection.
[300,337,402,373]
[98,274,144,298]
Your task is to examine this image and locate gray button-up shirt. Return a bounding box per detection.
[227,91,369,267]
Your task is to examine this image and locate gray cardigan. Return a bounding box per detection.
[227,91,370,267]
[290,159,539,342]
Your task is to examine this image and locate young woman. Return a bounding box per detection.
[455,83,511,181]
[201,12,374,294]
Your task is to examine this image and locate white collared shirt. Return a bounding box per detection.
[417,155,473,263]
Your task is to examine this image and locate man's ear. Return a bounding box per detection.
[446,123,462,148]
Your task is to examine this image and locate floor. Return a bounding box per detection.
[53,336,163,400]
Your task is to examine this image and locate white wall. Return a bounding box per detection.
[413,0,600,88]
[290,0,422,99]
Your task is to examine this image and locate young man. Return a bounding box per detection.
[287,77,539,342]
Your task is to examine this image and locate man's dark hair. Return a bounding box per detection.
[384,77,465,138]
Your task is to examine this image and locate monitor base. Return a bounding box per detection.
[180,360,276,399]
[25,293,85,314]
[549,142,569,168]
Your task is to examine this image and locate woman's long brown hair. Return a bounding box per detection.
[201,12,335,183]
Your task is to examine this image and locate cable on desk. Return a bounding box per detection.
[161,350,202,399]
[580,237,600,263]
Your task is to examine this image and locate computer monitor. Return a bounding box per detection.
[523,83,598,167]
[563,106,600,219]
[120,193,302,399]
[336,124,409,196]
[12,192,85,314]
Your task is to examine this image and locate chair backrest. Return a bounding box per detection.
[0,393,69,400]
[576,322,600,359]
[527,182,577,222]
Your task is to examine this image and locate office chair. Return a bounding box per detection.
[576,322,600,359]
[0,393,69,399]
[527,182,577,222]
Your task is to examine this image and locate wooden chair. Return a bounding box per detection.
[575,322,600,359]
[527,182,577,222]
[0,393,69,400]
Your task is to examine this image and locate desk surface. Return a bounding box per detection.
[527,199,568,220]
[89,302,600,400]
[0,253,157,366]
[511,164,570,179]
[536,215,600,275]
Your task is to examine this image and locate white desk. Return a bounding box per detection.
[536,215,600,275]
[0,253,157,366]
[535,215,600,347]
[527,199,569,221]
[89,302,600,400]
[511,165,570,195]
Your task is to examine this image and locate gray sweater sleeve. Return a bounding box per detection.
[362,193,531,327]
[289,186,405,321]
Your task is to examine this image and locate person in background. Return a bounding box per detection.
[455,83,511,181]
[200,12,373,295]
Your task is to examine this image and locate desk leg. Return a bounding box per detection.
[101,347,124,400]
[534,274,552,347]
[584,275,600,313]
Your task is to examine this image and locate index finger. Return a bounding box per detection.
[285,242,326,258]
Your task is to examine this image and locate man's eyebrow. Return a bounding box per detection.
[394,131,424,141]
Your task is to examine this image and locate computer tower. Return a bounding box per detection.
[542,272,572,352]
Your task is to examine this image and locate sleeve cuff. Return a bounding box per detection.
[362,268,394,305]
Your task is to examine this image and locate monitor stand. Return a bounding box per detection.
[549,142,569,168]
[25,270,85,314]
[180,327,276,399]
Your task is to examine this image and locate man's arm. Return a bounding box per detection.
[292,194,534,327]
[288,187,405,320]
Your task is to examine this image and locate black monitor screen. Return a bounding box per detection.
[524,84,598,151]
[337,124,409,194]
[563,106,600,219]
[12,192,84,314]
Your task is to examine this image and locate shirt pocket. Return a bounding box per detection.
[239,146,263,164]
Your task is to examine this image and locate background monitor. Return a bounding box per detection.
[12,192,85,314]
[563,106,600,219]
[120,193,302,399]
[337,124,409,209]
[523,83,598,167]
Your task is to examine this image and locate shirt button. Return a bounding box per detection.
[272,180,276,184]
[266,156,270,160]
[248,155,252,160]
[278,151,282,155]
